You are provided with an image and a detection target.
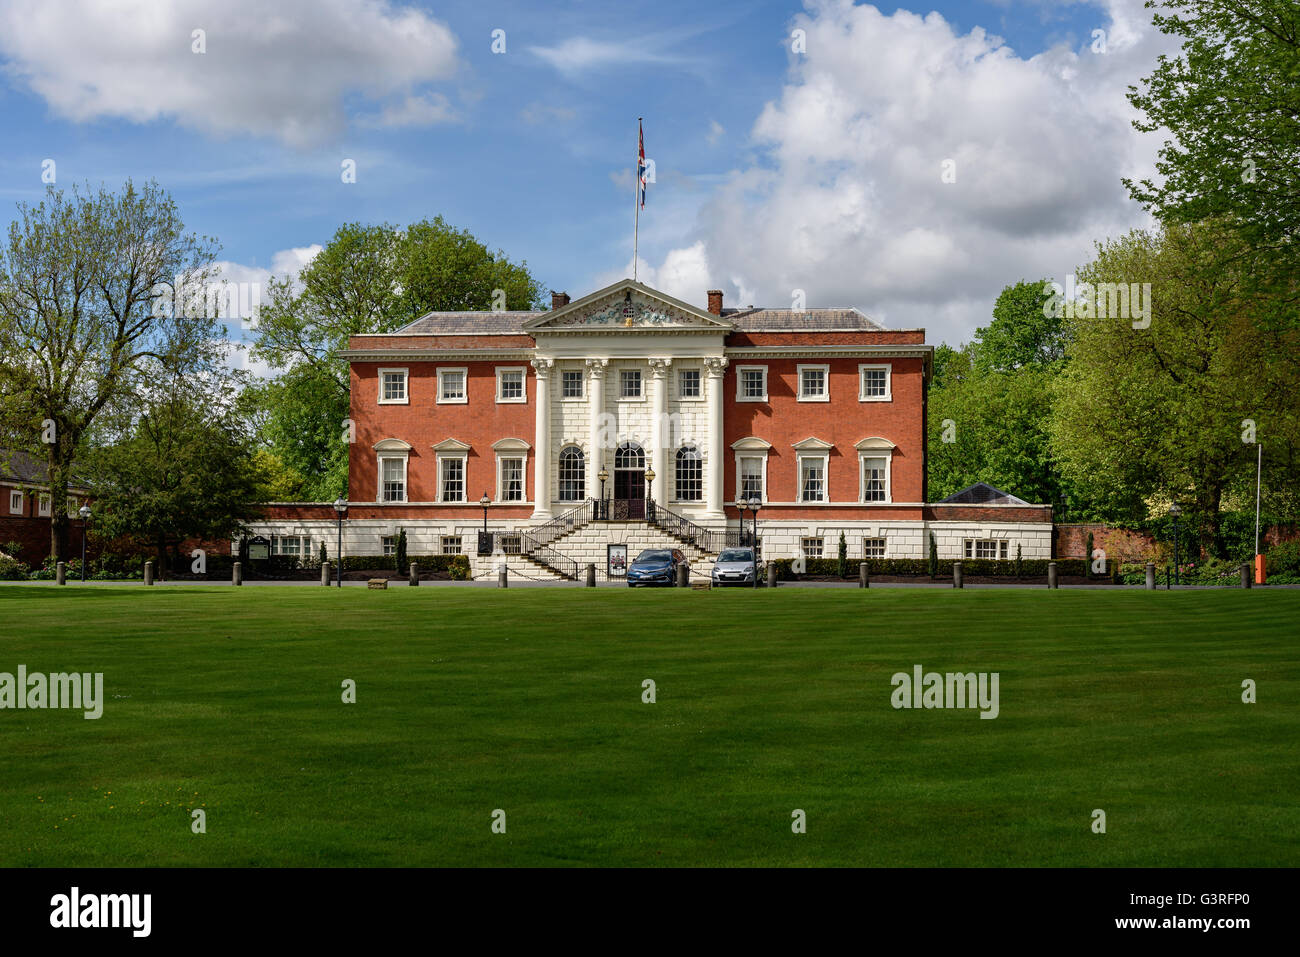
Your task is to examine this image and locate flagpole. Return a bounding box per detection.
[633,117,641,282]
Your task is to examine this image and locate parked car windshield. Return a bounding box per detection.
[718,549,753,562]
[636,550,672,562]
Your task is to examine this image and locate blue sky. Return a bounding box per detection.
[0,0,1174,360]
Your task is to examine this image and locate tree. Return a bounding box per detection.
[86,370,263,575]
[0,181,220,561]
[1050,223,1300,556]
[248,218,545,497]
[1125,0,1300,255]
[973,279,1069,373]
[837,531,848,578]
[1125,0,1299,329]
[394,527,408,573]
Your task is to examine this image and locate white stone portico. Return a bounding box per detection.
[522,281,732,523]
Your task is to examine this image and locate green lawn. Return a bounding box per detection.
[0,584,1296,867]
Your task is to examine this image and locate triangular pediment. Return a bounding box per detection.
[522,280,732,332]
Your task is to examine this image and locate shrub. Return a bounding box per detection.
[395,528,408,573]
[928,533,938,579]
[0,556,29,580]
[836,532,848,578]
[1266,539,1300,577]
[1015,544,1023,578]
[2,540,22,559]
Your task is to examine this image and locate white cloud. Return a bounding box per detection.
[529,37,680,78]
[520,103,577,125]
[0,0,459,147]
[635,0,1179,344]
[356,93,457,129]
[707,120,725,145]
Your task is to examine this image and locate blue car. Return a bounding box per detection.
[627,548,687,587]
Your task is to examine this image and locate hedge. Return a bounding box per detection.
[765,557,1090,580]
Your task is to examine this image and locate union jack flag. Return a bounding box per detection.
[637,120,647,208]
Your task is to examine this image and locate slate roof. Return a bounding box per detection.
[937,482,1032,506]
[0,449,90,488]
[723,307,885,331]
[395,311,544,335]
[392,307,885,335]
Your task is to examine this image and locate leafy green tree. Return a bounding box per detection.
[1050,223,1300,555]
[1125,0,1299,255]
[248,218,545,498]
[1125,0,1299,329]
[0,181,221,560]
[972,279,1069,372]
[86,371,263,576]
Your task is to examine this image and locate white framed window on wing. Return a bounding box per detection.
[561,370,584,398]
[861,456,888,502]
[379,368,408,404]
[743,455,759,501]
[438,367,467,404]
[496,367,525,403]
[863,537,886,559]
[440,456,465,503]
[799,455,827,503]
[498,456,525,502]
[800,537,824,559]
[38,493,51,516]
[737,366,767,402]
[8,489,21,514]
[274,535,309,557]
[965,539,1009,560]
[441,536,462,555]
[381,535,396,556]
[380,456,407,502]
[798,364,829,401]
[859,364,891,401]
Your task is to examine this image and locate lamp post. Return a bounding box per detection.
[598,465,608,520]
[747,496,760,588]
[645,466,655,520]
[480,493,491,535]
[333,497,347,587]
[78,504,90,582]
[1169,502,1182,587]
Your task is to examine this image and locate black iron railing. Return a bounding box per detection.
[519,534,579,580]
[645,500,728,554]
[527,499,595,549]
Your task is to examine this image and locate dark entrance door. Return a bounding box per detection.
[612,442,646,520]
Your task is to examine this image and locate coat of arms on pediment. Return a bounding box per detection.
[522,280,732,332]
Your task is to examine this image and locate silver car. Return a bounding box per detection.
[711,547,763,587]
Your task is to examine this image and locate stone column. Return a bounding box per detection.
[585,358,607,503]
[703,357,729,520]
[649,358,672,505]
[530,357,554,520]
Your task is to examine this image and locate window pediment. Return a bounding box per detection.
[730,437,773,451]
[373,438,413,453]
[792,436,834,451]
[854,436,897,452]
[433,438,472,452]
[492,437,532,452]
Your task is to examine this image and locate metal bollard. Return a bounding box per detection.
[321,561,331,586]
[952,561,963,589]
[585,563,596,587]
[409,562,419,587]
[1047,562,1058,589]
[859,562,869,588]
[144,561,154,586]
[498,566,508,588]
[232,562,242,587]
[56,561,67,585]
[1145,563,1155,590]
[767,564,777,588]
[676,563,689,588]
[1241,563,1252,589]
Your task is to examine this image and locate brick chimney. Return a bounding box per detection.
[706,289,724,316]
[551,291,570,310]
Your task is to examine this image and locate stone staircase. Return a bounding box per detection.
[531,519,721,582]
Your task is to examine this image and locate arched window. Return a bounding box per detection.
[558,446,585,501]
[675,446,703,502]
[615,442,644,470]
